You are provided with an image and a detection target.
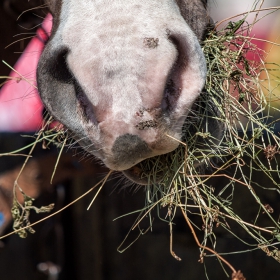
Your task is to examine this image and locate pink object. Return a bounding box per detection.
[0,14,53,132]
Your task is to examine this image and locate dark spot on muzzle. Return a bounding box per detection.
[143,37,159,48]
[111,134,152,167]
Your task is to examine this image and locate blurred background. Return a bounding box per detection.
[0,1,280,279]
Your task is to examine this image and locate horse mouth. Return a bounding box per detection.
[122,153,170,185]
[122,164,164,185]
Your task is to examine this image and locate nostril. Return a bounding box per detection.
[163,78,181,111]
[162,29,205,114]
[74,81,97,125]
[162,39,182,112]
[47,47,72,82]
[167,33,189,69]
[40,46,97,125]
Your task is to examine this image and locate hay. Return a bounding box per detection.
[1,3,280,277]
[123,7,280,272]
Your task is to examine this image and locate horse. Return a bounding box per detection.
[37,0,214,183]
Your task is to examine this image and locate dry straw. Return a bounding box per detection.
[1,2,280,278]
[118,3,280,276]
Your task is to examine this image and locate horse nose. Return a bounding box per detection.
[39,46,72,83]
[111,134,152,170]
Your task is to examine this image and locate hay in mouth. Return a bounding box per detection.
[2,4,280,277]
[117,11,280,268]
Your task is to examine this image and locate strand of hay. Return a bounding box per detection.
[1,3,280,278]
[128,7,280,269]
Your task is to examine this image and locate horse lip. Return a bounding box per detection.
[122,162,164,185]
